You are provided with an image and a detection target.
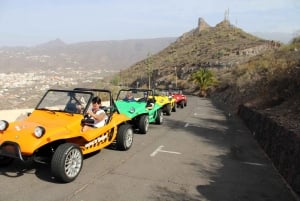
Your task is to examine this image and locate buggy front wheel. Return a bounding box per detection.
[51,143,83,183]
[0,156,14,166]
[155,109,163,125]
[138,115,149,134]
[116,124,134,150]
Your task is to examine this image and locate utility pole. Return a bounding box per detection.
[175,67,177,88]
[145,53,153,89]
[224,8,229,21]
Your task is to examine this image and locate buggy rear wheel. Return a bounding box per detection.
[172,103,177,112]
[138,115,149,134]
[184,101,187,107]
[164,104,171,116]
[155,109,163,125]
[51,143,83,183]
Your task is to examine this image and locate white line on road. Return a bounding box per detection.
[159,150,182,155]
[150,145,164,157]
[242,161,266,166]
[150,145,182,157]
[184,123,189,127]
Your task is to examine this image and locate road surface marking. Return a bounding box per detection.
[184,123,189,127]
[242,162,266,166]
[150,145,164,157]
[150,145,182,157]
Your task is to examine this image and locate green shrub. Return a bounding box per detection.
[190,68,218,96]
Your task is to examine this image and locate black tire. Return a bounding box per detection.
[116,124,134,151]
[155,109,163,125]
[0,156,14,166]
[164,104,171,116]
[51,143,83,183]
[181,102,184,108]
[138,115,149,134]
[172,103,177,112]
[184,101,187,107]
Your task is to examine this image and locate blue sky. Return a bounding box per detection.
[0,0,299,46]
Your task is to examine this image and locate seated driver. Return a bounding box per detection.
[81,96,108,132]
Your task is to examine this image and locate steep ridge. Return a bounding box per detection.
[120,18,279,89]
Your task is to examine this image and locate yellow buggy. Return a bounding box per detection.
[153,88,177,115]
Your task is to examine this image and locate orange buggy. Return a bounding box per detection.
[0,88,133,183]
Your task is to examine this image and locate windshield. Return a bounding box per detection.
[116,89,153,102]
[36,90,92,114]
[171,89,182,94]
[154,89,171,96]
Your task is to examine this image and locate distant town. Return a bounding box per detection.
[0,69,115,110]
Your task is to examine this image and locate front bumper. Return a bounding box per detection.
[0,141,24,161]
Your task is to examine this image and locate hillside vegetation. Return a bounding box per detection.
[212,36,300,132]
[119,19,279,88]
[114,18,300,132]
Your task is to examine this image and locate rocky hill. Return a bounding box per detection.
[0,37,176,73]
[119,18,280,89]
[212,36,300,130]
[118,18,299,131]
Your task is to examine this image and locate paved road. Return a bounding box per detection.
[0,96,298,201]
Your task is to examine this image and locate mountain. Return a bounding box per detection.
[119,18,280,89]
[117,17,299,135]
[116,17,299,132]
[0,37,176,73]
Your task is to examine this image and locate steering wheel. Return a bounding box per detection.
[84,114,92,119]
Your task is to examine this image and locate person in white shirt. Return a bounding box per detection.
[82,96,107,132]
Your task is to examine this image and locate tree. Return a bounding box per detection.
[110,75,120,86]
[190,68,217,97]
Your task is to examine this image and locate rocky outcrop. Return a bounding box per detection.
[238,104,300,194]
[198,17,211,32]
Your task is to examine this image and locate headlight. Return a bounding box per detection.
[0,120,9,131]
[129,107,135,113]
[34,126,45,138]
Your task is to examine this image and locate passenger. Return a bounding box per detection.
[81,96,107,132]
[76,104,83,114]
[123,91,135,102]
[141,92,154,109]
